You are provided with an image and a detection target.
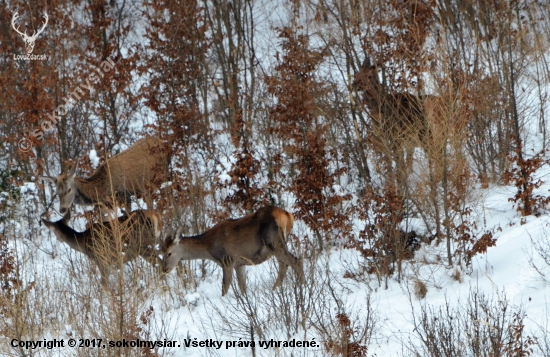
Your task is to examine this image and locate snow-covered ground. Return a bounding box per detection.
[153,185,550,356]
[6,167,550,356]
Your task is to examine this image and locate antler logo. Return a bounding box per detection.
[11,12,48,54]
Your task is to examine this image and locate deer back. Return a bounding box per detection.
[43,210,162,267]
[41,136,169,214]
[80,136,168,199]
[161,206,293,269]
[353,62,430,149]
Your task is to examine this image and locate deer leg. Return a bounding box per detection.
[272,246,305,285]
[221,257,235,296]
[235,265,247,293]
[405,146,414,173]
[273,258,289,289]
[122,194,132,216]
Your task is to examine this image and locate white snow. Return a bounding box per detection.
[6,159,550,356]
[89,149,100,168]
[218,173,232,185]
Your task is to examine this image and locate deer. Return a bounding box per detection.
[42,209,163,285]
[353,57,436,153]
[353,56,446,187]
[11,12,48,54]
[161,206,305,296]
[40,136,169,217]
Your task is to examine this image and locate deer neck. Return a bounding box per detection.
[53,224,89,255]
[73,177,98,205]
[178,234,213,261]
[365,84,387,111]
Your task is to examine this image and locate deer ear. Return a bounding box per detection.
[68,161,78,178]
[162,227,173,244]
[40,176,56,183]
[173,227,184,245]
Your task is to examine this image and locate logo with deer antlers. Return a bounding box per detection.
[11,12,48,54]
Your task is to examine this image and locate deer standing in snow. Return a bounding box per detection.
[41,136,169,216]
[353,57,445,185]
[161,206,305,296]
[42,210,163,285]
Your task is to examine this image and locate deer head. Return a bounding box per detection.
[352,56,384,104]
[12,12,49,54]
[160,227,185,272]
[40,162,78,215]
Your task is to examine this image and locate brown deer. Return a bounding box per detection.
[353,57,446,187]
[42,210,163,285]
[40,136,169,216]
[352,56,446,197]
[161,206,305,296]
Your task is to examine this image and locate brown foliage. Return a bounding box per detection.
[266,26,351,245]
[0,236,19,296]
[141,0,207,143]
[140,0,211,219]
[504,148,550,217]
[323,313,368,357]
[351,186,408,284]
[223,149,267,212]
